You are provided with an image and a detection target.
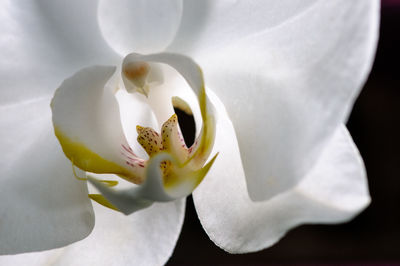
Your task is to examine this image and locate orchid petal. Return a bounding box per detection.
[51,65,148,184]
[0,201,185,266]
[194,0,379,200]
[168,0,318,54]
[0,0,118,105]
[97,0,183,55]
[193,91,370,253]
[0,97,94,255]
[116,89,158,159]
[0,249,62,266]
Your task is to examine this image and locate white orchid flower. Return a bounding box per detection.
[0,0,378,265]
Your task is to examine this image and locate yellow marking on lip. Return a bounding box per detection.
[54,126,142,184]
[89,194,119,211]
[136,125,162,156]
[172,96,193,115]
[163,152,218,190]
[161,114,188,161]
[183,84,216,168]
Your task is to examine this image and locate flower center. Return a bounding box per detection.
[51,53,217,215]
[136,113,197,183]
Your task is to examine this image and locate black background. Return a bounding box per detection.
[168,3,400,265]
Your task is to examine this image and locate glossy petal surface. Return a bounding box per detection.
[168,0,318,53]
[0,0,118,105]
[0,200,185,266]
[0,97,94,255]
[193,91,370,253]
[116,89,158,159]
[51,66,146,184]
[190,0,379,200]
[98,0,183,55]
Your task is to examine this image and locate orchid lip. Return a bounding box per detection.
[51,52,217,214]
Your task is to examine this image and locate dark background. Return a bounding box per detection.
[168,2,400,265]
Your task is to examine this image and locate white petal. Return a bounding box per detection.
[195,0,379,200]
[147,63,202,133]
[123,53,205,97]
[98,0,183,56]
[168,0,319,53]
[116,89,158,159]
[51,66,147,183]
[0,0,119,105]
[0,200,185,266]
[0,249,63,266]
[193,91,370,253]
[0,97,94,255]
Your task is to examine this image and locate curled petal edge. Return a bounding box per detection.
[90,53,218,214]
